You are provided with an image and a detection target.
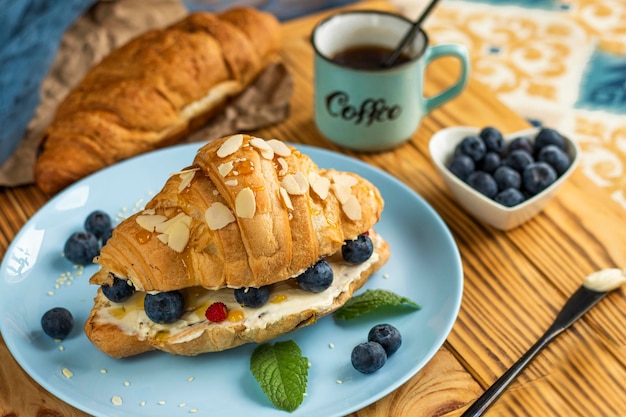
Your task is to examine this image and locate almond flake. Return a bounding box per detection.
[331,183,352,204]
[136,214,168,232]
[218,161,234,177]
[279,187,294,211]
[277,157,289,176]
[177,169,199,193]
[250,138,274,160]
[308,172,330,200]
[332,173,358,187]
[142,209,156,215]
[157,234,169,244]
[235,188,256,218]
[281,172,308,195]
[205,202,236,230]
[217,134,243,158]
[167,221,190,252]
[266,139,291,157]
[342,195,362,221]
[224,179,238,186]
[155,213,192,234]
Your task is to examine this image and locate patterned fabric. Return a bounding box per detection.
[393,0,626,209]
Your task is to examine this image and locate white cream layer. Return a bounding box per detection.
[97,236,381,344]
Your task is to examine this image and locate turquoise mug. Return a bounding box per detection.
[311,10,470,151]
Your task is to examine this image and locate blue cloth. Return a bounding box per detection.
[0,0,96,166]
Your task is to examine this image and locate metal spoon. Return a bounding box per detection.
[461,270,625,417]
[382,0,441,68]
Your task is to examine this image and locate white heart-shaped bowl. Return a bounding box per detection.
[429,126,580,231]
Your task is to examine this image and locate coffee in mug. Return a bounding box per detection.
[311,10,470,151]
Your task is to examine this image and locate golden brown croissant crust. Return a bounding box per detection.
[34,7,281,195]
[90,134,384,292]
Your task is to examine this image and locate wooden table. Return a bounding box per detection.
[1,2,625,416]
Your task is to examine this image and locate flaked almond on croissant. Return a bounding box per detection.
[84,134,388,357]
[35,7,282,195]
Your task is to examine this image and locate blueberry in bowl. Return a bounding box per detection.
[429,126,580,230]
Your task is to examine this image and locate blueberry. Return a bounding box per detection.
[447,154,475,180]
[478,151,501,174]
[351,341,387,374]
[494,188,526,207]
[466,171,498,198]
[479,126,504,153]
[101,275,135,303]
[342,234,374,264]
[64,231,100,264]
[84,210,112,240]
[234,285,271,308]
[296,259,334,293]
[503,149,534,173]
[456,135,486,162]
[508,136,533,155]
[537,145,571,175]
[534,128,564,153]
[493,165,521,191]
[144,291,185,324]
[368,324,402,356]
[522,162,557,195]
[41,307,74,339]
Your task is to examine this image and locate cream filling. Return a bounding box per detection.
[179,80,242,121]
[97,236,381,344]
[583,268,626,292]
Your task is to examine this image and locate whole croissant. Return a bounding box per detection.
[84,134,388,357]
[90,134,384,291]
[34,7,281,195]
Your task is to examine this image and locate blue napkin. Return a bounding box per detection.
[0,0,96,166]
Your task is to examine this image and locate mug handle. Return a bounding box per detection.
[422,44,470,113]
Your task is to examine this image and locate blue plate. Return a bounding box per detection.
[0,143,463,416]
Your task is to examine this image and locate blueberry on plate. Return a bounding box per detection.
[456,135,486,162]
[507,136,533,155]
[41,307,74,339]
[368,324,402,356]
[534,128,564,153]
[84,210,112,240]
[144,290,185,324]
[64,231,100,265]
[494,188,526,207]
[101,275,135,303]
[296,259,334,293]
[342,234,374,264]
[466,171,498,198]
[523,162,557,195]
[351,341,387,374]
[503,149,534,173]
[234,285,271,308]
[447,154,475,180]
[479,126,504,154]
[537,144,571,175]
[493,165,521,191]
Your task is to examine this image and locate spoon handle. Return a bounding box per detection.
[460,331,555,416]
[383,0,440,67]
[461,286,608,417]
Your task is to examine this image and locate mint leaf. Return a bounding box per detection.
[334,289,421,320]
[250,340,308,412]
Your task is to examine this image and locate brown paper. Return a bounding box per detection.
[0,0,293,188]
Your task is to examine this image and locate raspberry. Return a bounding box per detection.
[205,302,228,322]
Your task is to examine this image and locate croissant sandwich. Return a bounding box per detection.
[84,134,389,357]
[35,7,282,195]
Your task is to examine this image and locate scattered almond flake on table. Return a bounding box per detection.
[111,395,122,406]
[61,368,73,379]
